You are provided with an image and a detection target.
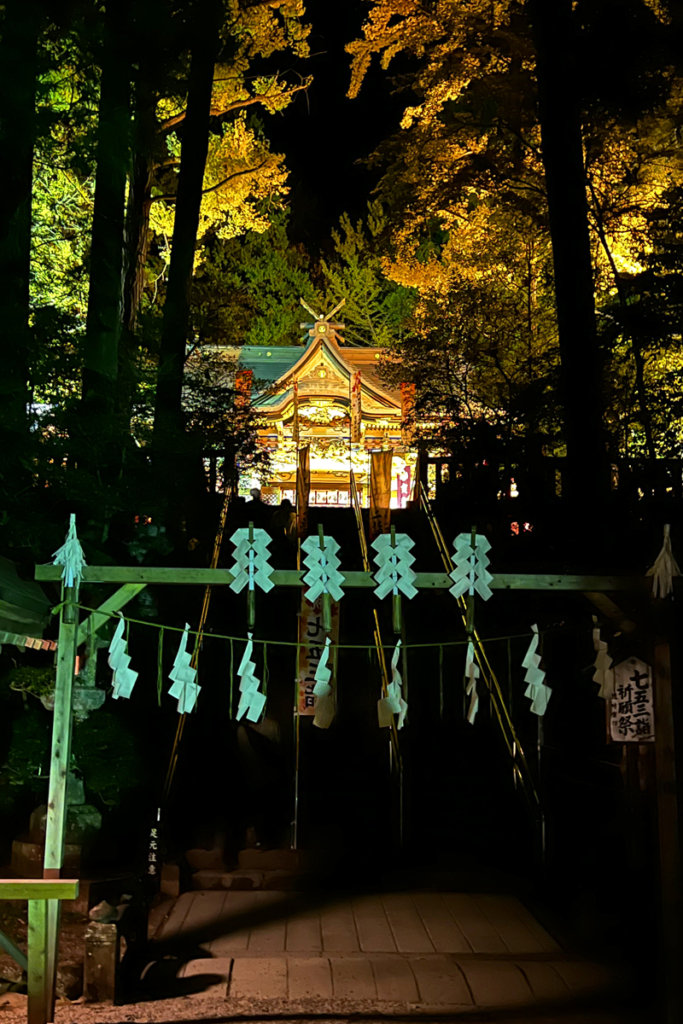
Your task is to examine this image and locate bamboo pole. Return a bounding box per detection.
[318,524,332,634]
[247,521,256,631]
[390,526,402,636]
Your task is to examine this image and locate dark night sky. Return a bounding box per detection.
[263,0,408,252]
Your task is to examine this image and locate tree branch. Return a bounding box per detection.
[159,81,309,132]
[150,159,269,203]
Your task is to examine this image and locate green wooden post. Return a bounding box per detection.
[27,899,48,1024]
[42,583,79,1021]
[0,881,79,1024]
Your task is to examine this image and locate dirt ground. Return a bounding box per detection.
[0,896,87,987]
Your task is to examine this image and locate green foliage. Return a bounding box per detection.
[8,665,55,700]
[320,202,417,347]
[192,210,321,346]
[0,703,142,809]
[2,710,51,794]
[71,710,142,808]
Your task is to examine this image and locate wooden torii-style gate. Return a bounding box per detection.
[14,559,680,1023]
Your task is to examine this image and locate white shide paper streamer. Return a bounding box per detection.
[168,623,201,714]
[301,533,345,603]
[312,637,335,729]
[229,528,275,594]
[450,534,493,601]
[236,633,266,723]
[377,640,408,730]
[521,624,551,716]
[646,523,680,598]
[372,534,418,599]
[108,615,138,700]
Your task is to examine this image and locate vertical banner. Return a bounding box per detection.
[297,592,340,715]
[400,383,416,444]
[610,657,655,743]
[350,370,362,443]
[292,380,300,443]
[296,445,310,537]
[235,368,253,411]
[397,464,412,508]
[369,449,393,540]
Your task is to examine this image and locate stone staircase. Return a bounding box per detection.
[185,846,309,892]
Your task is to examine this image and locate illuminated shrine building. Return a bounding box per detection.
[226,305,415,508]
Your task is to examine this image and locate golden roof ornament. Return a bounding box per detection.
[299,297,346,345]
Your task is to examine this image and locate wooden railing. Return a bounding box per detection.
[0,879,79,1024]
[425,455,683,503]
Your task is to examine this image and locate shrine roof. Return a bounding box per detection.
[218,338,400,412]
[227,345,304,383]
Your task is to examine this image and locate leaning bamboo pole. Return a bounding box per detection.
[419,483,541,812]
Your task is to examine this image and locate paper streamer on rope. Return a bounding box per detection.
[378,640,408,729]
[449,533,493,601]
[52,513,87,590]
[371,534,418,599]
[108,615,138,700]
[168,623,201,713]
[464,641,479,724]
[0,631,55,651]
[312,637,335,729]
[592,619,614,700]
[521,624,551,716]
[236,633,266,723]
[646,523,680,598]
[301,532,344,603]
[229,528,274,594]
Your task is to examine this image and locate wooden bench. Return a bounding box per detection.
[0,879,79,1024]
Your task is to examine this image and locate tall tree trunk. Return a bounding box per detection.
[119,64,156,439]
[530,0,609,503]
[152,0,221,455]
[81,1,131,455]
[0,0,39,466]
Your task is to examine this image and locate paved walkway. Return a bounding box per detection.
[144,890,623,1014]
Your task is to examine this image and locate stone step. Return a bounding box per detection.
[238,847,308,872]
[190,868,303,891]
[165,955,620,1009]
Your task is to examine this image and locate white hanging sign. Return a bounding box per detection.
[610,657,654,743]
[301,533,345,603]
[229,528,274,594]
[450,533,493,601]
[372,534,418,599]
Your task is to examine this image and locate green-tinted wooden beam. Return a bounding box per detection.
[0,880,79,900]
[27,899,48,1024]
[76,582,147,647]
[36,564,646,591]
[0,926,28,970]
[42,586,79,1022]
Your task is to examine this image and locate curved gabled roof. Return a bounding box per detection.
[234,334,400,416]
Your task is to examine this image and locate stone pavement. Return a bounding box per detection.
[142,890,625,1015]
